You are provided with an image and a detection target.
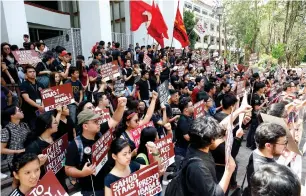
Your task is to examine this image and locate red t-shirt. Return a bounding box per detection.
[191,86,201,104]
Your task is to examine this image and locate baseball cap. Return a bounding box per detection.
[92,59,101,66]
[77,110,101,125]
[59,50,68,57]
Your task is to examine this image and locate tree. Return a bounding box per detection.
[183,10,197,48]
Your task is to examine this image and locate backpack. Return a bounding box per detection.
[165,157,202,196]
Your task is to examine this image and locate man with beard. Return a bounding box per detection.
[244,123,287,195]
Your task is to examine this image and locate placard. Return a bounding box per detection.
[201,50,209,61]
[111,162,162,196]
[236,80,246,98]
[192,53,201,62]
[40,83,75,111]
[130,121,154,148]
[249,53,258,66]
[148,134,175,171]
[26,171,68,196]
[174,49,182,57]
[144,54,151,68]
[193,100,205,118]
[155,63,163,74]
[114,79,125,97]
[157,80,170,105]
[95,108,111,124]
[101,63,120,81]
[92,129,112,175]
[12,50,41,65]
[177,66,185,77]
[42,134,68,174]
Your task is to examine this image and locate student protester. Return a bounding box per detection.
[160,55,171,83]
[178,82,189,99]
[36,51,54,88]
[104,138,161,196]
[137,70,151,105]
[8,153,41,196]
[76,59,89,91]
[57,50,71,80]
[65,67,84,124]
[250,163,301,196]
[65,97,127,196]
[1,43,19,85]
[53,105,76,142]
[196,91,214,117]
[20,65,45,130]
[23,34,31,50]
[151,100,168,138]
[49,72,62,87]
[112,42,122,66]
[122,59,135,93]
[149,69,161,92]
[1,106,31,188]
[244,123,287,195]
[116,92,158,157]
[191,76,205,104]
[87,59,101,102]
[175,97,194,158]
[137,100,148,120]
[25,112,67,191]
[1,54,16,85]
[216,82,231,108]
[178,116,237,195]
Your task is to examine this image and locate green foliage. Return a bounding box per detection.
[183,10,197,48]
[271,43,285,60]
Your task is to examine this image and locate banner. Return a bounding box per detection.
[42,134,68,174]
[130,121,154,148]
[157,80,170,105]
[12,50,41,65]
[92,129,112,175]
[114,79,125,97]
[174,49,182,57]
[148,134,175,171]
[111,162,162,196]
[193,100,205,118]
[95,108,111,124]
[101,63,120,81]
[177,66,185,77]
[40,83,74,111]
[155,63,163,74]
[26,171,68,196]
[236,80,246,98]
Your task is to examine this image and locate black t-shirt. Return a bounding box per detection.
[215,92,225,108]
[65,122,110,191]
[65,79,83,102]
[171,75,179,89]
[3,57,19,84]
[149,76,158,92]
[8,188,24,196]
[122,67,134,86]
[249,93,264,119]
[20,80,44,116]
[176,115,193,149]
[138,52,144,64]
[36,62,50,75]
[112,49,121,61]
[137,79,150,100]
[104,161,140,188]
[53,117,75,141]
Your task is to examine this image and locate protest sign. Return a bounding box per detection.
[42,134,68,174]
[92,129,113,175]
[249,53,258,66]
[12,50,41,65]
[201,50,209,61]
[225,112,234,166]
[206,66,211,74]
[40,83,74,112]
[101,63,120,81]
[236,80,246,98]
[26,171,68,196]
[193,100,205,118]
[157,80,170,105]
[177,66,185,77]
[192,53,201,62]
[111,162,162,196]
[144,54,151,68]
[130,121,154,148]
[155,63,163,74]
[148,134,175,171]
[95,108,111,124]
[114,79,125,97]
[174,49,182,57]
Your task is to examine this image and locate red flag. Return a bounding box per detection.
[154,3,169,39]
[130,1,152,31]
[147,1,165,47]
[173,5,189,47]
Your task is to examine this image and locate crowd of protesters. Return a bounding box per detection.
[1,34,306,196]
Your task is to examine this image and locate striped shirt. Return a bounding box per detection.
[8,188,24,196]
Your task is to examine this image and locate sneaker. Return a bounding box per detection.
[1,172,8,179]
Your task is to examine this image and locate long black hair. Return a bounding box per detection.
[137,127,157,157]
[11,153,39,173]
[114,110,137,139]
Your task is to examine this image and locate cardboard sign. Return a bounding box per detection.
[144,54,151,68]
[130,121,154,148]
[114,79,125,97]
[42,134,68,174]
[249,53,258,66]
[192,53,201,62]
[111,162,162,196]
[148,134,175,171]
[101,63,120,81]
[95,108,111,124]
[157,80,170,105]
[175,49,182,57]
[236,80,246,98]
[40,83,75,111]
[193,100,205,118]
[155,63,163,74]
[12,50,41,65]
[26,171,68,196]
[177,66,185,77]
[206,66,211,74]
[92,129,113,175]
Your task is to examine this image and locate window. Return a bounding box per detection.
[217,26,219,31]
[210,37,215,44]
[204,22,208,29]
[202,10,208,15]
[209,13,214,17]
[27,1,58,10]
[217,38,220,44]
[210,24,215,31]
[193,6,200,13]
[204,36,208,43]
[29,28,63,42]
[184,3,192,9]
[222,39,225,46]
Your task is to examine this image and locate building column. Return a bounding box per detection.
[1,0,29,48]
[79,0,112,62]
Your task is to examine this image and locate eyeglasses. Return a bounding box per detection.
[84,119,100,125]
[275,140,288,146]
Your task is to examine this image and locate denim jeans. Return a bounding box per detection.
[81,190,104,196]
[68,104,77,124]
